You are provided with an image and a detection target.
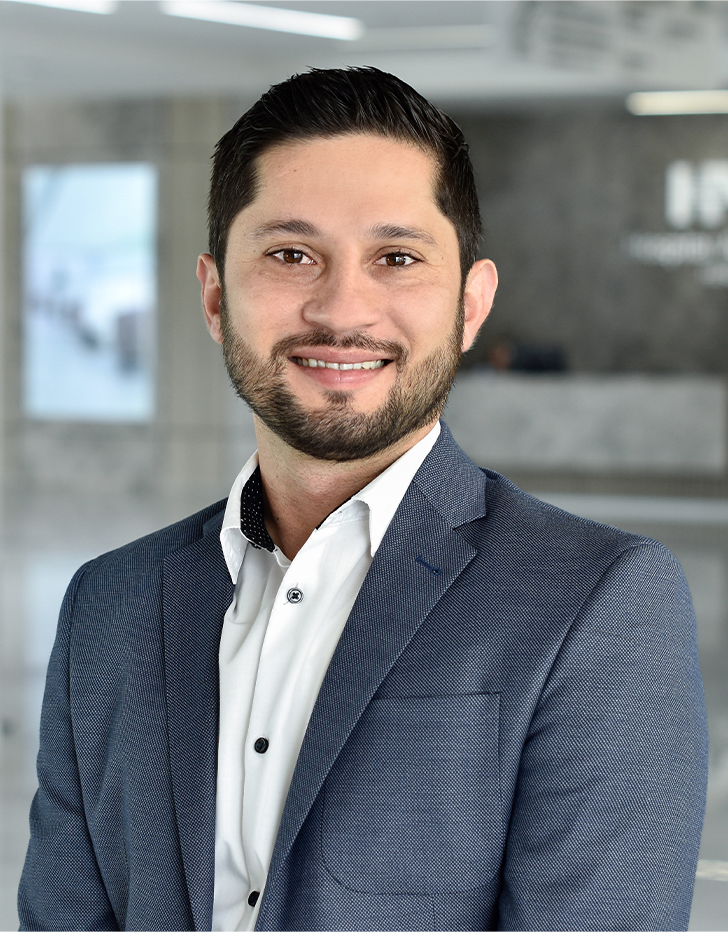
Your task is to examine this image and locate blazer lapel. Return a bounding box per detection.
[265,424,488,898]
[163,513,232,932]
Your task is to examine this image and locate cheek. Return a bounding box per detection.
[225,278,301,339]
[390,289,460,348]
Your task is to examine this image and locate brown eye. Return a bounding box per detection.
[269,248,314,266]
[383,253,413,267]
[282,249,304,264]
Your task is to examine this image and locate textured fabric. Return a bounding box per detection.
[240,467,275,551]
[214,423,440,931]
[18,422,708,931]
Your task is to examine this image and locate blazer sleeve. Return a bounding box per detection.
[498,542,709,932]
[18,565,119,932]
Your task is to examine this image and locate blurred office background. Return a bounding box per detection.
[1,0,728,927]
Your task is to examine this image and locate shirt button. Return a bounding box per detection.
[248,891,260,907]
[287,587,303,604]
[254,737,269,754]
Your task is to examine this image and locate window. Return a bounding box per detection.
[23,163,157,421]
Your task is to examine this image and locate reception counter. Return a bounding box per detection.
[444,372,726,475]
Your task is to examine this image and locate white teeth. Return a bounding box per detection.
[295,357,385,370]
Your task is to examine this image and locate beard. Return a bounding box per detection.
[220,300,463,463]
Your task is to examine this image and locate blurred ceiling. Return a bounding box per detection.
[0,0,726,107]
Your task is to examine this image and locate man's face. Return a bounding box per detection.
[201,133,494,461]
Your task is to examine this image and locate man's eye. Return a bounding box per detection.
[270,249,313,265]
[380,253,416,267]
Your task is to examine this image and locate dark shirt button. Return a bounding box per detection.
[254,737,269,754]
[287,587,303,604]
[248,891,260,907]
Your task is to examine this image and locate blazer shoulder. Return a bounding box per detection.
[477,467,676,572]
[423,424,670,576]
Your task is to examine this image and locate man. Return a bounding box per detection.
[19,67,707,931]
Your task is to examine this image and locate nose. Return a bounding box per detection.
[300,261,381,335]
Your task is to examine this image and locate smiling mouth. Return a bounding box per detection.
[292,357,389,371]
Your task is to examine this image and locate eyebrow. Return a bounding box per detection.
[251,218,438,247]
[251,219,321,239]
[368,223,438,247]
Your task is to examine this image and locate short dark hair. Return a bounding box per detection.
[208,67,481,280]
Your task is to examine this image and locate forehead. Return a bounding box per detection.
[246,133,442,222]
[258,131,436,169]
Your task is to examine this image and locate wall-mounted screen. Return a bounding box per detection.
[23,162,157,421]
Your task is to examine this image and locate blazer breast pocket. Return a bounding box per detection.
[320,692,501,896]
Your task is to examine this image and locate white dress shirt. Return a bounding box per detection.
[211,422,440,932]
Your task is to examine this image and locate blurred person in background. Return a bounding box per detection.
[19,67,707,932]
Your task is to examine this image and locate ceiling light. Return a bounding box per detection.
[6,0,117,12]
[627,90,728,115]
[161,1,364,41]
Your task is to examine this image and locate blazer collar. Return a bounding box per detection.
[163,508,231,932]
[413,420,488,528]
[261,422,489,915]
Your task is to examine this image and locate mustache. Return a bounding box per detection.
[271,330,408,365]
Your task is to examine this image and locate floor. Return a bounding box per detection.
[1,488,727,930]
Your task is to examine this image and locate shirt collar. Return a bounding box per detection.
[220,422,441,581]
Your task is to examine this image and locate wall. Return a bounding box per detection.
[456,107,728,375]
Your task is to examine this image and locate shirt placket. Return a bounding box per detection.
[240,542,321,923]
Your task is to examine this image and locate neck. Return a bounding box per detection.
[254,417,436,560]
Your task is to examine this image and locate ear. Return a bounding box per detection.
[461,259,497,353]
[197,253,223,345]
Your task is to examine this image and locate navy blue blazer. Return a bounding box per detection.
[19,424,708,931]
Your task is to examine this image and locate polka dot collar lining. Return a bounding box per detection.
[240,466,276,552]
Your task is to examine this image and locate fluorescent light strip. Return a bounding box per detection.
[696,860,728,881]
[5,0,117,12]
[627,90,728,115]
[161,1,364,41]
